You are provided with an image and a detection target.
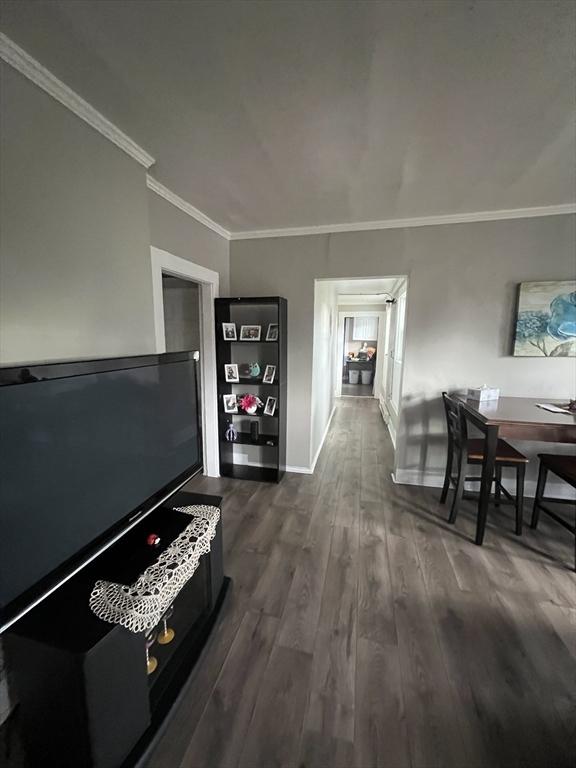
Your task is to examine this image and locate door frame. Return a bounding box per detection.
[151,246,219,477]
[335,310,387,398]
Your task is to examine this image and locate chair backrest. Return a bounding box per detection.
[442,392,467,453]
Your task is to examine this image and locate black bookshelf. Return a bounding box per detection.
[215,297,287,483]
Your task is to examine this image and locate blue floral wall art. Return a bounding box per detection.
[514,281,576,357]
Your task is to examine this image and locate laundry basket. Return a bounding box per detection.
[349,369,360,384]
[361,370,373,385]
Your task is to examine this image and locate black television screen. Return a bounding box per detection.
[0,352,201,631]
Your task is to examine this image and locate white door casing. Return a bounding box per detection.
[389,290,407,415]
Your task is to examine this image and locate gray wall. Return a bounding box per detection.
[230,215,576,482]
[148,193,230,294]
[0,64,154,364]
[0,64,230,367]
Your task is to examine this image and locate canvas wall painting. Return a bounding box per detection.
[513,280,576,357]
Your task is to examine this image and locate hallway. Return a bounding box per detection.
[146,398,575,768]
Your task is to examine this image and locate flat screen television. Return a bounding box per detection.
[0,351,202,632]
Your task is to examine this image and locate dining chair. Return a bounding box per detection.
[440,392,529,541]
[531,454,576,570]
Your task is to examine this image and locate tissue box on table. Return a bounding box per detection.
[467,386,500,403]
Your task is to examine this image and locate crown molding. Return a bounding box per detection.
[146,175,231,240]
[0,32,155,168]
[229,203,576,240]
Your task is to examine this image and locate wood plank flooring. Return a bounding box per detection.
[145,398,575,768]
[341,383,373,397]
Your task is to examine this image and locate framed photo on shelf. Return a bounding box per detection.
[263,364,276,384]
[266,323,278,341]
[240,325,261,341]
[223,394,238,413]
[263,396,277,416]
[222,322,237,340]
[224,363,239,383]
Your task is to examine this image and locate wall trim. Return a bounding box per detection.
[392,468,575,501]
[0,31,155,169]
[287,404,336,475]
[311,404,337,473]
[146,175,231,240]
[379,398,397,448]
[230,204,576,240]
[286,464,314,475]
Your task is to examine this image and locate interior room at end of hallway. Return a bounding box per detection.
[342,315,378,396]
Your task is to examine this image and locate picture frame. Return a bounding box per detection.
[262,364,276,384]
[222,322,237,341]
[240,325,261,341]
[513,280,576,357]
[266,323,279,341]
[263,396,277,416]
[224,363,239,383]
[223,394,238,413]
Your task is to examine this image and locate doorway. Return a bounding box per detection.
[335,309,387,400]
[341,315,379,397]
[162,274,203,415]
[162,276,201,352]
[151,247,220,477]
[311,276,408,472]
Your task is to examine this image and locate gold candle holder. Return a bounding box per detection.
[157,605,175,645]
[145,630,158,675]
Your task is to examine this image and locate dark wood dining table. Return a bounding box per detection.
[455,396,576,544]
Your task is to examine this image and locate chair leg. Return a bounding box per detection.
[475,427,498,546]
[440,446,453,504]
[530,463,548,529]
[448,453,466,524]
[515,464,525,536]
[494,464,502,507]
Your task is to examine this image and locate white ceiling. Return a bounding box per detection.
[1,0,574,233]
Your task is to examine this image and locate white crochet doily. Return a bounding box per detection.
[89,504,220,633]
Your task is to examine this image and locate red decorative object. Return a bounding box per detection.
[147,533,161,547]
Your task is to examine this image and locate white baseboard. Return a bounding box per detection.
[393,468,576,501]
[285,404,336,476]
[393,469,444,488]
[310,405,337,473]
[379,398,396,448]
[286,464,314,475]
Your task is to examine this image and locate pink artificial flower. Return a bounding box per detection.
[240,393,261,411]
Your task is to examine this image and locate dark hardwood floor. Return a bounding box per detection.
[341,382,373,397]
[145,397,575,768]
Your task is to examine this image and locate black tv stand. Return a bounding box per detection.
[4,490,228,768]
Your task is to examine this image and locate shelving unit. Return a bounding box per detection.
[215,297,287,483]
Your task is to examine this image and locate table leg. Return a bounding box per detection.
[475,425,498,545]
